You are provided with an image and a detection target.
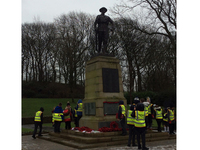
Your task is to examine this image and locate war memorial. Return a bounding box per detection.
[22,7,176,149]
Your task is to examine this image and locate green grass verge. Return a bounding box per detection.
[22,128,33,133]
[22,98,80,118]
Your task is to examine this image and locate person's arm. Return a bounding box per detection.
[163,113,168,118]
[154,109,156,118]
[167,110,171,123]
[131,110,136,118]
[151,104,154,114]
[41,113,43,124]
[118,106,122,119]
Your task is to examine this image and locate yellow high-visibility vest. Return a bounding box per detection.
[127,110,135,125]
[144,106,148,117]
[74,109,78,117]
[155,109,163,119]
[148,104,153,114]
[119,105,126,117]
[134,110,146,128]
[53,113,63,121]
[34,111,42,122]
[64,115,70,120]
[169,109,175,121]
[52,113,54,123]
[77,103,83,112]
[163,113,168,122]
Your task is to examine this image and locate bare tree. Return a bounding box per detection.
[54,12,93,101]
[22,22,58,82]
[112,0,176,46]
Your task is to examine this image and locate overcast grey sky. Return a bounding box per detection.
[22,0,120,23]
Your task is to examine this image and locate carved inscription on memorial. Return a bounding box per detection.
[84,102,96,115]
[102,68,119,93]
[103,103,119,115]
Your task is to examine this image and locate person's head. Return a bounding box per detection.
[99,7,107,14]
[119,100,124,105]
[58,103,62,107]
[133,97,139,103]
[67,101,70,107]
[146,97,151,103]
[40,107,44,112]
[140,98,145,103]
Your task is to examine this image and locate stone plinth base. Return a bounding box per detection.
[79,55,127,130]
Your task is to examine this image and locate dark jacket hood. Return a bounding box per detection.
[130,105,135,110]
[136,103,144,111]
[54,106,63,113]
[119,100,124,105]
[78,99,82,104]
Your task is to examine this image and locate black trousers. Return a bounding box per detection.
[128,125,136,145]
[74,117,78,127]
[145,116,148,130]
[54,121,61,133]
[77,115,82,127]
[148,114,152,128]
[33,121,42,137]
[135,127,146,149]
[169,123,175,134]
[65,121,71,130]
[156,119,162,132]
[120,117,127,135]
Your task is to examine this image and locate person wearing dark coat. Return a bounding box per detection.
[127,104,137,147]
[75,99,82,127]
[163,108,169,132]
[32,107,44,139]
[131,98,149,150]
[168,103,175,134]
[154,106,163,132]
[54,103,64,133]
[73,107,78,127]
[118,100,127,136]
[146,97,154,130]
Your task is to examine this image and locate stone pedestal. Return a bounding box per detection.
[79,55,127,130]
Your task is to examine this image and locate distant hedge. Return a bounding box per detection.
[124,89,176,107]
[22,81,84,98]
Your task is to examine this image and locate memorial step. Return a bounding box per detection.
[39,131,176,149]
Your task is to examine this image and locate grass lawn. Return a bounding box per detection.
[22,128,33,133]
[22,98,80,118]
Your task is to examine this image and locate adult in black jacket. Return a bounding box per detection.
[32,107,44,139]
[168,103,175,134]
[127,104,137,147]
[131,98,149,150]
[118,100,127,136]
[147,97,154,129]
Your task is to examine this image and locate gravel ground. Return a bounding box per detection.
[22,134,176,150]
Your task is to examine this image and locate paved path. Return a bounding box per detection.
[22,134,176,150]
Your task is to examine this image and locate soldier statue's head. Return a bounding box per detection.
[99,7,107,13]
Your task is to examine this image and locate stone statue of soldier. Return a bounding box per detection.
[94,7,114,54]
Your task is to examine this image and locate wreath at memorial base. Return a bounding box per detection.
[72,126,93,132]
[110,121,118,129]
[98,121,122,132]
